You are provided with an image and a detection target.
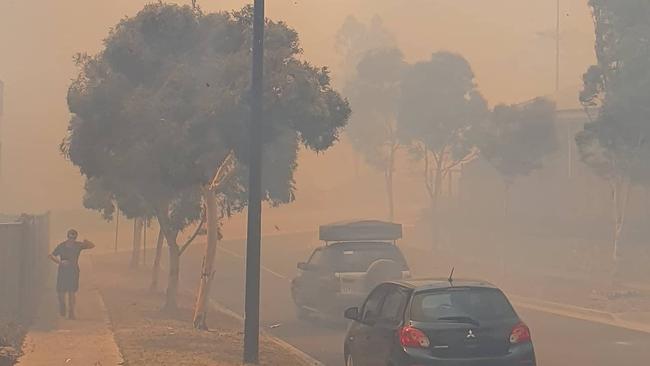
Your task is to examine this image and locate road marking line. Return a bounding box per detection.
[217,246,289,280]
[511,297,650,334]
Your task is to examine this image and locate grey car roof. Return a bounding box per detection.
[324,241,397,248]
[319,220,402,241]
[389,278,498,291]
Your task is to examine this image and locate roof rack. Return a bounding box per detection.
[319,220,402,242]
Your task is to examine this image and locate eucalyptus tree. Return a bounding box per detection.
[63,4,349,313]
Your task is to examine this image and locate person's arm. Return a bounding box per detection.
[49,244,68,266]
[81,239,96,250]
[49,244,63,265]
[49,253,61,265]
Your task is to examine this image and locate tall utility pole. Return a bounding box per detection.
[556,0,560,93]
[243,0,264,364]
[0,80,4,180]
[555,0,573,178]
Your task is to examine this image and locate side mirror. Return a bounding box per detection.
[344,307,360,321]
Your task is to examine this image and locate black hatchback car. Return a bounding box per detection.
[343,279,536,366]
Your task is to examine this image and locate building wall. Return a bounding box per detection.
[0,213,50,323]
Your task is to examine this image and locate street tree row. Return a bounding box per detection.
[339,17,557,245]
[61,3,350,324]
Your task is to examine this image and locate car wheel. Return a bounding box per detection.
[345,353,355,366]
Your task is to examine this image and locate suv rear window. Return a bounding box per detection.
[329,243,408,272]
[410,287,516,323]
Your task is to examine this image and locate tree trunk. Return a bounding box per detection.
[165,241,180,313]
[142,218,148,266]
[386,171,395,222]
[384,162,395,223]
[193,187,220,330]
[386,142,398,222]
[423,148,436,249]
[610,179,631,281]
[431,165,443,250]
[503,183,511,219]
[501,182,512,278]
[150,227,165,292]
[114,207,120,253]
[155,203,181,313]
[130,218,144,269]
[612,183,619,264]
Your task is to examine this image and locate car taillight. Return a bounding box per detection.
[399,326,430,348]
[509,322,531,344]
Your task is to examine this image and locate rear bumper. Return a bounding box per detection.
[400,343,536,366]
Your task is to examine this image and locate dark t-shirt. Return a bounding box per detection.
[52,241,84,268]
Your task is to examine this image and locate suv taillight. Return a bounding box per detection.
[509,322,531,344]
[399,326,430,348]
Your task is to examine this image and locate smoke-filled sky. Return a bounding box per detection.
[0,0,594,214]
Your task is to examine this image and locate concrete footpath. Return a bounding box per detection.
[18,257,122,366]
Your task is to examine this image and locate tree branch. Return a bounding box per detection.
[179,150,237,257]
[179,210,206,256]
[445,147,480,172]
[423,147,434,200]
[209,150,236,191]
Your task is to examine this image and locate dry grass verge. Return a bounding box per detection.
[93,254,308,366]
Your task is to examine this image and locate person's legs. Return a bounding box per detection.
[57,292,66,317]
[67,292,76,319]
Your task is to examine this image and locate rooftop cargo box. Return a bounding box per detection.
[319,220,402,242]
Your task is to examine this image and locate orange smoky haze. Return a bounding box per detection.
[0,1,594,245]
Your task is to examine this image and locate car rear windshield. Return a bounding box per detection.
[410,287,516,323]
[330,243,408,272]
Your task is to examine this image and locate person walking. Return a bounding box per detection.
[48,229,95,319]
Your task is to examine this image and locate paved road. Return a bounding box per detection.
[180,232,650,366]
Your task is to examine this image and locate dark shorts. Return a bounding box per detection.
[57,265,80,293]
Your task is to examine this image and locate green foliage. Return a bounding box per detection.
[481,98,558,186]
[397,52,488,160]
[82,178,115,221]
[62,3,350,232]
[336,15,396,84]
[577,0,650,185]
[82,177,152,221]
[346,47,404,170]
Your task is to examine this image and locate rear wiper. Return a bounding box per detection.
[436,316,480,327]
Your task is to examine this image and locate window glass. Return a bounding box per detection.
[308,249,323,266]
[330,243,408,272]
[411,288,516,322]
[379,287,407,323]
[361,285,388,322]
